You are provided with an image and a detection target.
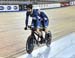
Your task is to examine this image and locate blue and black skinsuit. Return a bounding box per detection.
[38,11,49,28]
[25,9,49,29]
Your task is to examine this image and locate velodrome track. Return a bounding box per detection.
[0,6,75,58]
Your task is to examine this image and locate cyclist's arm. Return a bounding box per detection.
[25,12,29,27]
[33,10,41,28]
[41,12,49,21]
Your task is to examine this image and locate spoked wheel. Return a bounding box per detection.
[45,31,52,47]
[26,36,34,54]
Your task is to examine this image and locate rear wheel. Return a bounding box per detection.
[45,31,52,47]
[26,36,34,54]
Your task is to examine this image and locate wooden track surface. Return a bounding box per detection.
[0,6,75,58]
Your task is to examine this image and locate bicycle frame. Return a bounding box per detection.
[31,29,44,39]
[29,26,44,39]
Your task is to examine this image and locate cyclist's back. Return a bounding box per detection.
[36,10,49,28]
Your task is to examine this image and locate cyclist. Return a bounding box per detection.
[37,9,50,43]
[24,4,49,43]
[38,9,49,34]
[25,4,40,29]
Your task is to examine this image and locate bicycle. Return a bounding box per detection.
[25,26,52,54]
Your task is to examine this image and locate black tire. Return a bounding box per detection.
[26,36,34,54]
[45,31,52,47]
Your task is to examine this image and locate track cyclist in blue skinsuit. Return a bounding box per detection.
[24,4,50,44]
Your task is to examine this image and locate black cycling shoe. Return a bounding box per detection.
[39,39,45,44]
[38,36,42,44]
[39,41,42,44]
[39,36,45,44]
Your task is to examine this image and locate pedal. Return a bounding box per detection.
[36,40,40,46]
[39,39,45,44]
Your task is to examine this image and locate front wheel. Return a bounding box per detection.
[26,36,34,54]
[45,31,52,47]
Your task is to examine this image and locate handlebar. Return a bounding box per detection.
[24,26,34,30]
[24,26,45,31]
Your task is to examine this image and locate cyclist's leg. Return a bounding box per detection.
[32,20,41,43]
[32,20,35,28]
[36,19,41,36]
[36,19,44,43]
[44,20,52,39]
[32,20,41,38]
[32,19,44,43]
[44,20,49,33]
